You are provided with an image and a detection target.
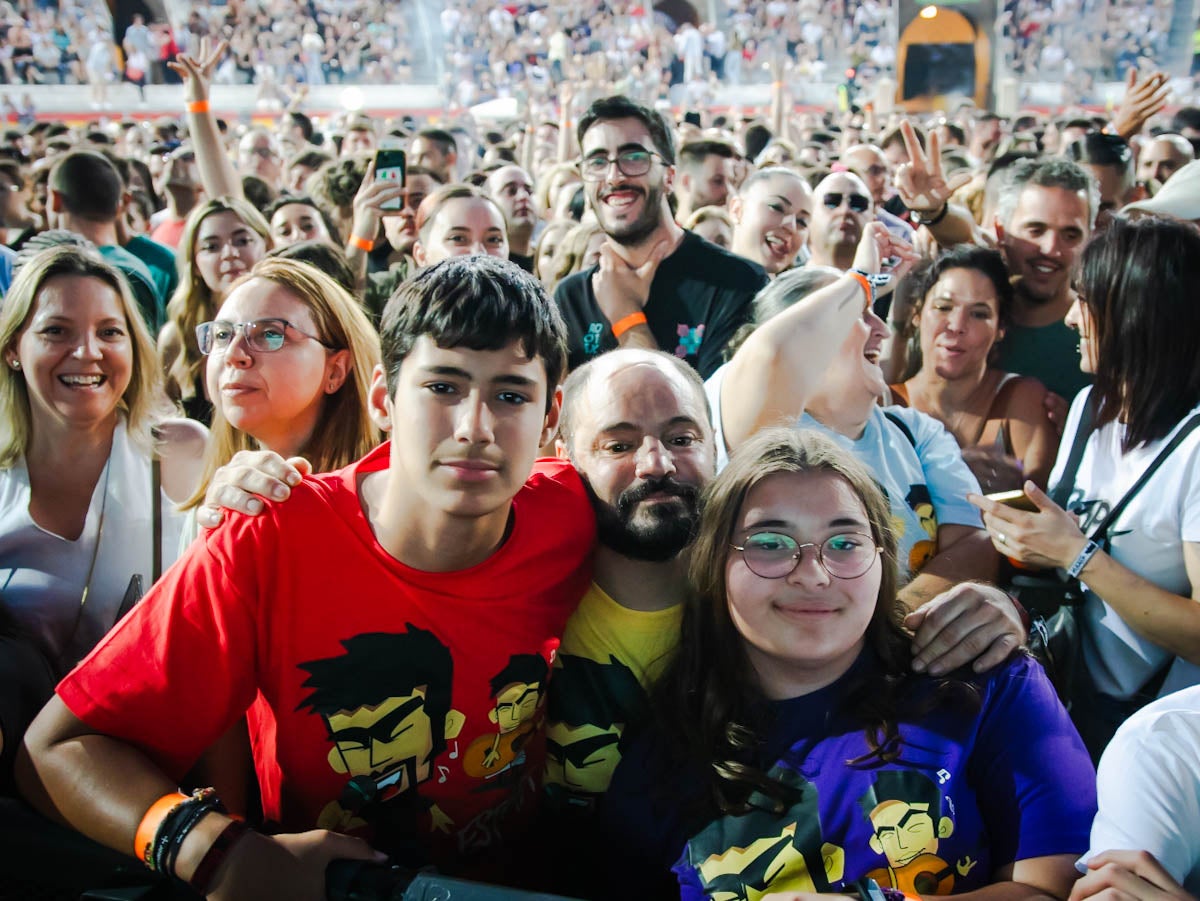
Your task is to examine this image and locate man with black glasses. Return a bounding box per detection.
[806,171,875,272]
[553,95,766,378]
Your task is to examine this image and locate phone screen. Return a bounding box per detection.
[375,149,406,211]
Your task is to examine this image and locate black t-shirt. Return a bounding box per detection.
[0,633,55,797]
[552,230,767,378]
[510,251,535,273]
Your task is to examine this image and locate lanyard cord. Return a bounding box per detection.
[69,455,113,644]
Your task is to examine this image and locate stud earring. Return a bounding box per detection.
[9,360,18,370]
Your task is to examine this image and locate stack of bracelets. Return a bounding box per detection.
[134,788,251,894]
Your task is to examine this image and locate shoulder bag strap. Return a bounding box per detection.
[152,455,162,583]
[1049,393,1097,508]
[883,409,918,449]
[1089,413,1200,544]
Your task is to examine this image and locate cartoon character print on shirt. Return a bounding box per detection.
[684,766,846,901]
[676,322,705,359]
[904,485,938,574]
[584,322,605,356]
[543,653,647,812]
[860,770,977,895]
[298,625,465,836]
[461,654,548,785]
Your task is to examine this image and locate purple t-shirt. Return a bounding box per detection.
[602,653,1096,900]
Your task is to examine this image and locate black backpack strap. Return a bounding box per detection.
[883,410,917,449]
[1049,392,1097,508]
[1090,412,1200,544]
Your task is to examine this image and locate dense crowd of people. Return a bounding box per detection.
[1,13,1200,901]
[0,0,1187,106]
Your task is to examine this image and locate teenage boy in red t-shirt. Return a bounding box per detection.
[16,256,596,900]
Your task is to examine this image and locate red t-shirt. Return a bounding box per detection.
[58,445,595,872]
[149,217,186,249]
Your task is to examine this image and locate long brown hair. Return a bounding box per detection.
[652,428,972,816]
[182,257,381,509]
[162,197,272,407]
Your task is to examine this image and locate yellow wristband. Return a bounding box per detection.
[350,235,374,252]
[185,100,210,114]
[611,311,648,338]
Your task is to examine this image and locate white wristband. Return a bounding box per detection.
[1067,540,1101,579]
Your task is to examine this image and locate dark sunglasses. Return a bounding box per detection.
[821,192,871,213]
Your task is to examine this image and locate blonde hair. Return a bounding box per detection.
[182,256,381,509]
[550,221,604,286]
[0,245,170,468]
[683,205,735,232]
[536,161,581,215]
[163,197,273,409]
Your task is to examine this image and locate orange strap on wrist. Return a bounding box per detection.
[185,100,210,114]
[848,271,872,308]
[134,791,190,866]
[611,311,647,339]
[350,235,374,252]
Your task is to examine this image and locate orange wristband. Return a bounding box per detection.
[134,791,190,866]
[848,271,872,308]
[611,311,647,338]
[185,100,210,114]
[350,235,374,252]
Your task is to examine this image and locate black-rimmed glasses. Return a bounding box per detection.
[579,148,666,181]
[731,531,881,580]
[195,318,331,355]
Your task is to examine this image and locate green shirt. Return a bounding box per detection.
[995,318,1092,402]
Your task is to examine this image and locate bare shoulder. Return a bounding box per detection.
[156,417,210,502]
[995,375,1050,423]
[158,320,181,360]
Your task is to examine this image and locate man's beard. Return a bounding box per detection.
[588,475,700,562]
[599,182,665,247]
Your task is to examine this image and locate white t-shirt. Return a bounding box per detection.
[706,364,983,579]
[1050,388,1200,699]
[0,419,185,673]
[1082,685,1200,894]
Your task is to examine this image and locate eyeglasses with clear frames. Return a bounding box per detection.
[731,531,881,580]
[579,147,667,181]
[195,318,331,355]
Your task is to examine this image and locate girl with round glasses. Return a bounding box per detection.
[598,428,1095,899]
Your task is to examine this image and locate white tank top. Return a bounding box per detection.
[0,419,185,673]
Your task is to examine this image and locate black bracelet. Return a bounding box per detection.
[164,800,223,879]
[918,202,949,226]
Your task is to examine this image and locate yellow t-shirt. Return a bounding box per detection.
[544,582,682,800]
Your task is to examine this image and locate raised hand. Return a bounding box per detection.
[348,156,406,249]
[893,119,972,218]
[166,36,228,104]
[1111,67,1170,140]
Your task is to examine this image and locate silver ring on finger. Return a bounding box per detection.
[997,532,1008,545]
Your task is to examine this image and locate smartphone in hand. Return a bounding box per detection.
[375,148,406,211]
[985,489,1038,512]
